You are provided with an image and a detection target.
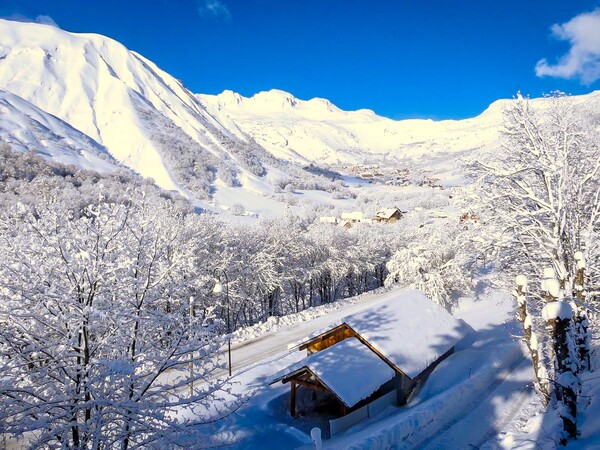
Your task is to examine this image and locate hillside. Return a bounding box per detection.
[0,89,115,172]
[0,19,281,204]
[197,89,505,165]
[1,18,599,219]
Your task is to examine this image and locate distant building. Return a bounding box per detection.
[374,207,403,223]
[319,216,338,224]
[338,219,353,229]
[341,211,364,222]
[460,212,480,224]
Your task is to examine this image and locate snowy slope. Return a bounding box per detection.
[0,19,267,196]
[0,89,115,172]
[197,89,600,166]
[196,89,505,165]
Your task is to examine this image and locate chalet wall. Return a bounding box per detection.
[305,325,356,354]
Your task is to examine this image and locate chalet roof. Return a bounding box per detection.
[319,216,338,223]
[295,289,472,379]
[271,338,395,408]
[375,208,401,220]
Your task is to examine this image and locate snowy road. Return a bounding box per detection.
[213,289,406,378]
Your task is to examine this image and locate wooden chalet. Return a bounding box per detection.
[273,338,395,416]
[270,289,471,419]
[374,207,403,223]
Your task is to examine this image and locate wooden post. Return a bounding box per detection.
[515,275,549,403]
[573,251,590,371]
[547,314,578,443]
[542,269,577,443]
[290,381,296,417]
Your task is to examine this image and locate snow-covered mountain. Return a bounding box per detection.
[197,89,506,165]
[0,89,116,172]
[0,19,274,201]
[1,18,599,216]
[198,89,600,167]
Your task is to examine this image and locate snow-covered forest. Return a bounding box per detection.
[0,144,475,448]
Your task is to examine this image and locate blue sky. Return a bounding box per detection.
[2,0,600,119]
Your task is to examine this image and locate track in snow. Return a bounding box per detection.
[420,357,535,450]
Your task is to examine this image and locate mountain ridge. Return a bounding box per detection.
[1,18,599,216]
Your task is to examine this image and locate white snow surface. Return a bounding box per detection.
[541,301,573,321]
[296,289,472,378]
[272,337,395,408]
[0,89,115,172]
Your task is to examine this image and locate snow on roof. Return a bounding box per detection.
[341,211,363,220]
[298,289,472,379]
[271,338,395,408]
[319,216,338,223]
[376,208,401,219]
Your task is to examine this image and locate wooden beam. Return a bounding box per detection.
[297,324,351,351]
[340,402,347,416]
[290,381,296,417]
[294,378,329,392]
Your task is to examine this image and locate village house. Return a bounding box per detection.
[338,219,353,229]
[320,209,401,229]
[319,216,338,224]
[341,211,364,222]
[374,207,403,223]
[270,290,471,434]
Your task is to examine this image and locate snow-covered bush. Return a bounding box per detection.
[230,203,245,215]
[385,223,473,310]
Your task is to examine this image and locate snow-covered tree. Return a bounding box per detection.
[385,222,473,310]
[470,92,600,306]
[0,191,228,448]
[470,93,600,442]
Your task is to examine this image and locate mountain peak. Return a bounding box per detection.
[252,89,299,107]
